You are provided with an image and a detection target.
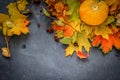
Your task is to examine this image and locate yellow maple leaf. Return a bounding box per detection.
[80,23,93,35]
[0,13,9,22]
[17,0,28,11]
[8,19,30,36]
[77,31,91,53]
[94,25,112,39]
[65,43,75,57]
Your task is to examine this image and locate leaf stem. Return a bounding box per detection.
[4,36,11,57]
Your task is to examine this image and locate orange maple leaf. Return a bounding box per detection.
[63,25,74,37]
[92,32,120,53]
[52,24,64,31]
[76,51,88,59]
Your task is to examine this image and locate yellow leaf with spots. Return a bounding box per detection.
[8,19,30,36]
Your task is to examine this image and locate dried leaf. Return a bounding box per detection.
[2,47,11,57]
[76,51,88,59]
[104,0,117,6]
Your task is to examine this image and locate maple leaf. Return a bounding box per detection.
[17,0,28,11]
[94,25,112,39]
[92,31,120,54]
[52,23,64,31]
[66,0,81,25]
[63,24,74,37]
[76,31,91,53]
[116,13,120,26]
[92,35,113,53]
[65,43,76,56]
[76,51,88,59]
[0,13,9,22]
[80,23,93,35]
[7,19,30,36]
[54,2,64,13]
[60,37,73,44]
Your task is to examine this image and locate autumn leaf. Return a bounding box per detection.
[60,37,73,44]
[0,13,9,22]
[66,0,81,25]
[8,19,30,36]
[92,33,120,54]
[63,24,74,37]
[94,25,112,39]
[76,51,88,59]
[52,24,64,31]
[54,2,64,13]
[104,0,117,6]
[80,23,93,35]
[104,16,115,25]
[54,18,65,26]
[65,43,75,56]
[43,8,51,17]
[77,31,91,53]
[2,47,11,57]
[17,0,28,11]
[55,31,63,38]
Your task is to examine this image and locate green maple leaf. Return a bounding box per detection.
[66,0,81,25]
[60,37,73,44]
[77,31,91,53]
[80,23,93,35]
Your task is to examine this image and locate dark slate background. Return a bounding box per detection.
[0,0,120,80]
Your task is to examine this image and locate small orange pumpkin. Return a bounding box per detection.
[79,0,109,25]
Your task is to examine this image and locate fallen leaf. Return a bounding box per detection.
[2,47,11,57]
[76,51,88,59]
[43,8,51,17]
[60,37,73,44]
[65,43,75,56]
[64,24,74,37]
[77,31,91,53]
[95,25,112,39]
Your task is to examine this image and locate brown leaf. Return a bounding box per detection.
[2,47,11,57]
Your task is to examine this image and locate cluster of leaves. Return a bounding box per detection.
[43,0,120,59]
[0,0,30,57]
